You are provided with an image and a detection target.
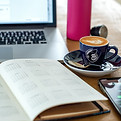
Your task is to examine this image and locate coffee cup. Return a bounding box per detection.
[80,36,118,66]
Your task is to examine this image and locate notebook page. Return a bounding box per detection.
[0,59,107,120]
[0,76,31,121]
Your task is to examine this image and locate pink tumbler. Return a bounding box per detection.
[67,0,92,41]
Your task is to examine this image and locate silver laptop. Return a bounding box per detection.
[0,0,68,61]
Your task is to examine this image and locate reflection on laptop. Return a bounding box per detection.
[0,0,68,61]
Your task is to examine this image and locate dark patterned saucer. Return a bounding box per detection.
[64,50,121,77]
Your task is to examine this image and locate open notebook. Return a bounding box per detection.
[0,0,68,61]
[0,59,110,121]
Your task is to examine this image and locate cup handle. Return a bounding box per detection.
[104,45,118,61]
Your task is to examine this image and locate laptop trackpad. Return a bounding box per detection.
[0,47,13,61]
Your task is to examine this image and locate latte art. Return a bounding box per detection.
[80,36,108,46]
[86,39,103,44]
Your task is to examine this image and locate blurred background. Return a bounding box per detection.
[116,0,121,4]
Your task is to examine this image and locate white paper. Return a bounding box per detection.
[0,76,31,121]
[0,59,107,120]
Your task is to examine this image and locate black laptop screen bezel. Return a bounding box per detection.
[0,0,56,29]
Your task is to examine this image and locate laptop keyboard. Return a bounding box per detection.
[0,30,47,45]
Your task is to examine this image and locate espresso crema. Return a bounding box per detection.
[80,36,108,46]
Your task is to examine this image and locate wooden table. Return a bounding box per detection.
[57,0,121,121]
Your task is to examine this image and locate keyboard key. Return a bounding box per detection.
[0,30,47,45]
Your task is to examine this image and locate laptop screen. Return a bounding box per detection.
[0,0,56,29]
